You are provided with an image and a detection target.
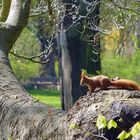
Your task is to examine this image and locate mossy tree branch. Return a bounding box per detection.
[0,0,11,22]
[0,0,31,54]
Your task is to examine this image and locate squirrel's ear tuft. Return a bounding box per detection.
[81,69,86,76]
[83,69,87,75]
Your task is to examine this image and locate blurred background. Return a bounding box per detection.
[8,0,140,109]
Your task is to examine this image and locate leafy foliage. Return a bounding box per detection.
[101,49,140,84]
[96,115,140,140]
[100,0,140,33]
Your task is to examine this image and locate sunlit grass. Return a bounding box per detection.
[27,89,61,109]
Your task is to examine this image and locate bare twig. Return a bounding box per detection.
[111,0,140,15]
[10,51,50,64]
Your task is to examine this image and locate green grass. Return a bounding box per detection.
[27,89,61,109]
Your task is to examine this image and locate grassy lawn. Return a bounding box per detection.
[27,89,61,109]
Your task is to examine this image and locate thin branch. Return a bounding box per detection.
[29,7,48,17]
[10,51,50,64]
[71,125,109,140]
[10,37,54,64]
[111,0,140,15]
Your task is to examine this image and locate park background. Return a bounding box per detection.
[7,0,140,109]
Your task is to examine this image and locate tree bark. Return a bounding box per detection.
[0,59,67,140]
[66,89,140,140]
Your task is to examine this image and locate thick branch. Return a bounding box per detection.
[0,0,31,53]
[0,56,67,139]
[6,0,31,27]
[0,0,11,22]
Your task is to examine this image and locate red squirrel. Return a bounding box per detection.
[80,72,140,92]
[80,72,112,92]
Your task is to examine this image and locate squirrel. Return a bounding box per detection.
[80,72,140,92]
[80,72,112,92]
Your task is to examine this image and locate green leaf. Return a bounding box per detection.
[124,132,131,139]
[8,137,13,140]
[117,131,131,140]
[130,128,139,136]
[130,123,140,136]
[69,124,80,129]
[96,115,107,130]
[133,122,140,129]
[107,119,117,129]
[81,69,87,75]
[85,132,92,137]
[117,131,127,140]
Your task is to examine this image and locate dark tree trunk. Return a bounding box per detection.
[66,35,83,103]
[58,31,83,111]
[80,0,101,74]
[57,0,84,111]
[83,43,101,74]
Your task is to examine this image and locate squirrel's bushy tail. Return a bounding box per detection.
[111,80,140,91]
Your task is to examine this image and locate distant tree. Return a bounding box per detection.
[57,0,83,110]
[133,20,140,49]
[57,0,101,110]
